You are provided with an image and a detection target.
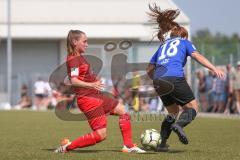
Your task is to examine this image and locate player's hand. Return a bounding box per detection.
[212,68,225,79]
[91,80,104,91]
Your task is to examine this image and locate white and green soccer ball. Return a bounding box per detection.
[140,129,161,150]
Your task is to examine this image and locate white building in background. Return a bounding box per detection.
[0,0,190,105]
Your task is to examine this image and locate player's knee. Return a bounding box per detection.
[184,100,199,113]
[119,113,131,121]
[113,103,126,116]
[193,105,199,113]
[165,114,176,123]
[96,128,107,140]
[99,131,107,140]
[190,103,199,113]
[184,106,198,114]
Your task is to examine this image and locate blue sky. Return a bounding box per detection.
[172,0,240,36]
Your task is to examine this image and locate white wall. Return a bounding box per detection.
[0,0,189,40]
[0,0,189,24]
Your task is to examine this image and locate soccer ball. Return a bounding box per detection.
[140,129,161,150]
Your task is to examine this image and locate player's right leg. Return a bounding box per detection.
[54,138,71,153]
[156,103,179,152]
[112,102,146,153]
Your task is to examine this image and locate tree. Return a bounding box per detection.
[192,29,240,65]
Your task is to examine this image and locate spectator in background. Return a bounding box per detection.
[148,96,159,112]
[212,67,227,113]
[131,71,141,111]
[224,64,235,114]
[15,84,32,109]
[233,61,240,114]
[140,98,149,111]
[205,71,215,112]
[52,90,75,110]
[20,84,28,98]
[52,82,76,110]
[33,77,50,110]
[197,70,207,112]
[43,80,52,109]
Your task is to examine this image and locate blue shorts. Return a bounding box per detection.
[213,93,226,102]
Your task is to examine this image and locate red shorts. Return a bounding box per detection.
[77,93,119,131]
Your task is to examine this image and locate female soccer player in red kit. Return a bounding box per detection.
[54,30,145,153]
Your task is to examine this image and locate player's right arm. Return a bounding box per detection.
[67,56,104,91]
[147,47,160,79]
[147,64,156,80]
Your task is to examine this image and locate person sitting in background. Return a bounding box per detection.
[15,84,32,109]
[52,82,75,110]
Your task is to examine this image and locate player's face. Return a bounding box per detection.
[74,34,88,53]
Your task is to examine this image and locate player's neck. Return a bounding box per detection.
[71,51,82,56]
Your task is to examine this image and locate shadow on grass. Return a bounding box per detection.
[167,149,186,154]
[43,148,185,154]
[43,148,101,153]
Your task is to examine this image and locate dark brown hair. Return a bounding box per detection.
[148,3,188,42]
[67,30,85,55]
[170,26,188,39]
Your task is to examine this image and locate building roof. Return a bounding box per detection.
[0,0,190,40]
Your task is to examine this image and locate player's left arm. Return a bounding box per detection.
[191,51,225,79]
[185,40,225,79]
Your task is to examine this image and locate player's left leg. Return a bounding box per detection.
[55,94,108,153]
[165,77,197,145]
[177,99,198,127]
[54,128,105,153]
[54,116,107,153]
[171,99,198,144]
[66,127,106,151]
[112,102,145,153]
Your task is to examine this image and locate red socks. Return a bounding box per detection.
[119,113,134,148]
[66,113,134,150]
[67,131,102,150]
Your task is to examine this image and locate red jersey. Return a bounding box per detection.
[66,55,119,131]
[66,54,99,96]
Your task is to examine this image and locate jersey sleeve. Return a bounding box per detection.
[67,56,81,78]
[149,47,160,64]
[185,40,197,56]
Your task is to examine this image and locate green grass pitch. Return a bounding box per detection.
[0,111,239,160]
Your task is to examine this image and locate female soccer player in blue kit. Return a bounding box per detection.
[147,4,225,152]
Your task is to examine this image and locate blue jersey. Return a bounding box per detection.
[150,37,197,78]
